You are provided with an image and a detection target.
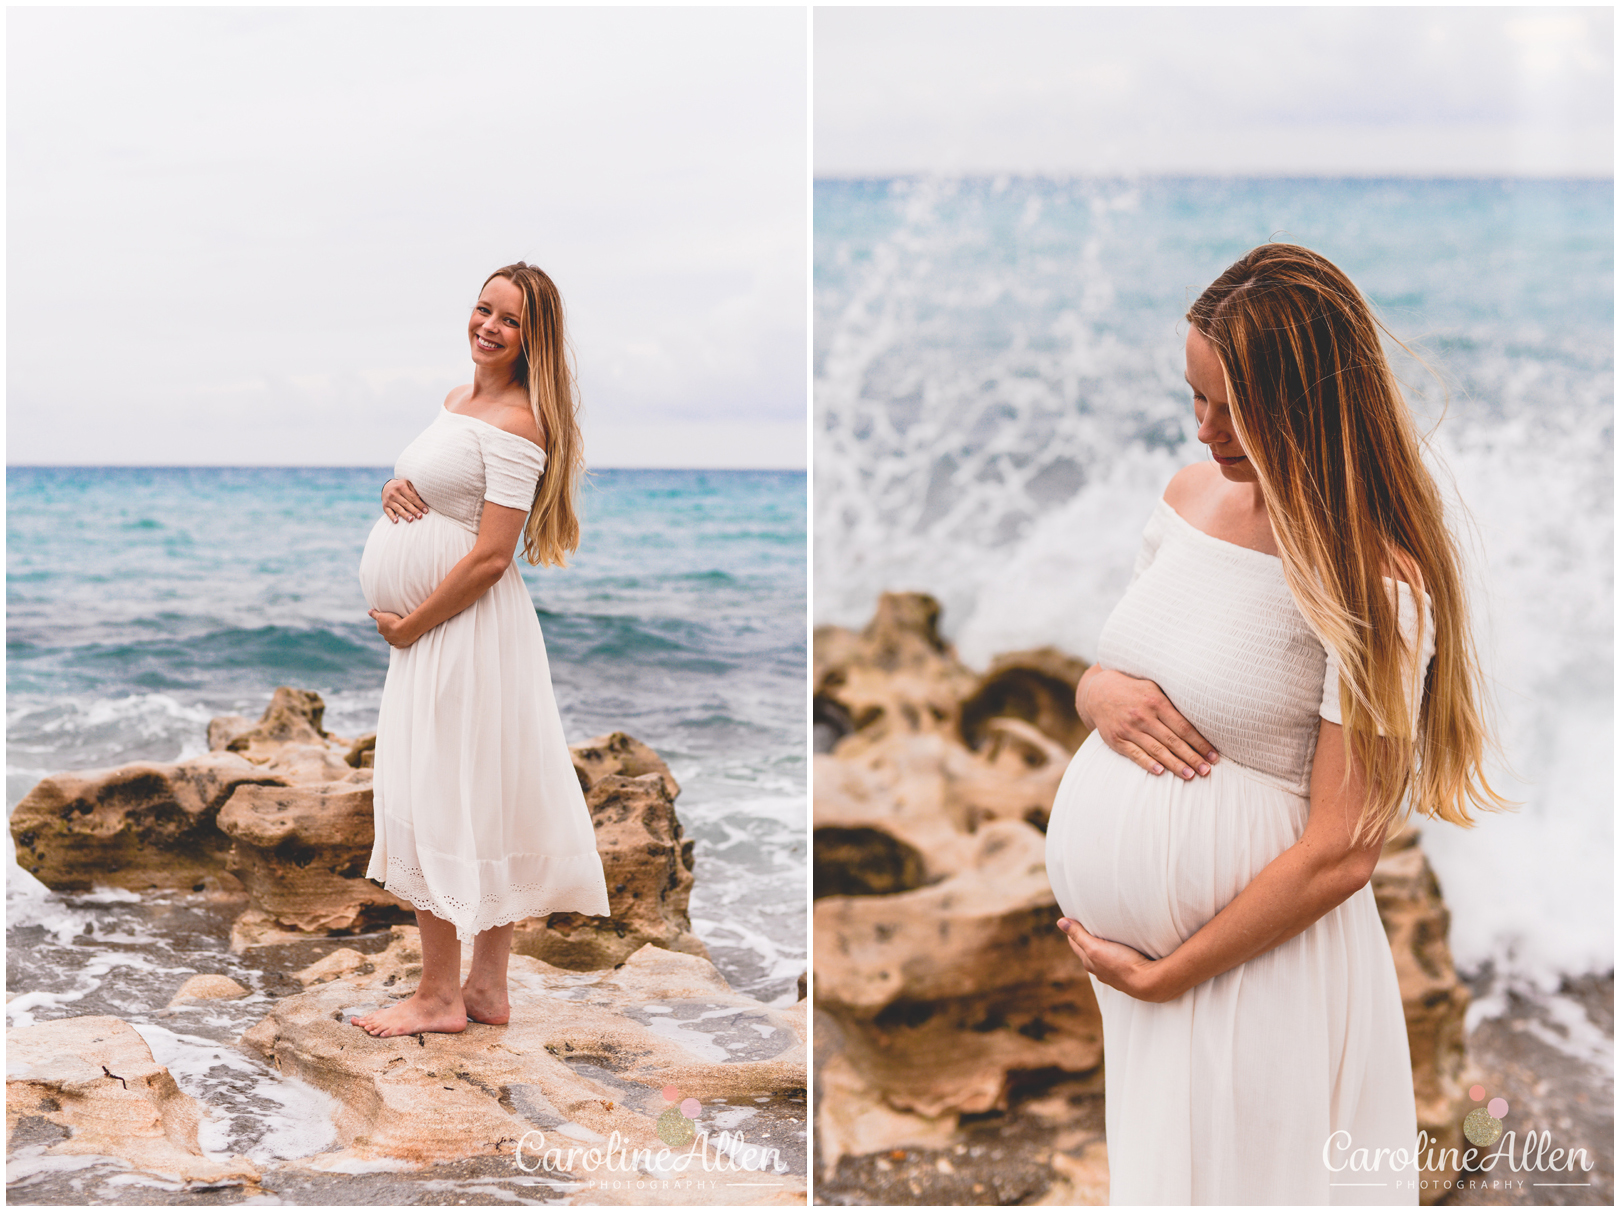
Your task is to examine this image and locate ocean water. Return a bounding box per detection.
[815,176,1612,993]
[6,464,806,1189]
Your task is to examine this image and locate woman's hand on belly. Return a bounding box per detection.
[1055,917,1175,1003]
[382,478,429,523]
[1076,666,1219,781]
[368,501,526,646]
[369,608,420,648]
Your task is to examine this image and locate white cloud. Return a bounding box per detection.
[815,7,1612,177]
[9,7,807,467]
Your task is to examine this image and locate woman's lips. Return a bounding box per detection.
[1214,454,1247,466]
[474,336,501,352]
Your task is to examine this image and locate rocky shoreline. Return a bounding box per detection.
[812,593,1494,1206]
[7,690,808,1205]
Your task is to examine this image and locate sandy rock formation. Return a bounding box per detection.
[15,689,709,978]
[218,774,410,940]
[815,594,1101,1123]
[240,926,804,1197]
[815,594,1475,1206]
[166,975,250,1007]
[816,818,1102,1119]
[6,1015,260,1188]
[513,733,709,971]
[1371,826,1475,1196]
[9,751,288,893]
[814,593,978,751]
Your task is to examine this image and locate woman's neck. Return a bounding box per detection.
[466,364,520,406]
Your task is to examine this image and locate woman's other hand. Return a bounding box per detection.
[382,478,429,523]
[369,608,417,648]
[1056,918,1174,1002]
[1077,666,1218,779]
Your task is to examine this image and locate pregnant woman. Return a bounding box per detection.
[1045,244,1507,1203]
[354,262,610,1038]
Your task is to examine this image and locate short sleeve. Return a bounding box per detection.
[1126,502,1171,589]
[478,429,547,511]
[1320,581,1435,731]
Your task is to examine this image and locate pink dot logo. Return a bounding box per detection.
[1463,1084,1509,1147]
[656,1086,703,1146]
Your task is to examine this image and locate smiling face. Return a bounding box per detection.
[1186,325,1258,484]
[469,276,526,378]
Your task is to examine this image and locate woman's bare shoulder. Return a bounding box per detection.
[443,384,472,410]
[1162,460,1220,509]
[487,400,546,453]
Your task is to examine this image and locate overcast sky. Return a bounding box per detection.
[816,6,1612,178]
[10,8,807,468]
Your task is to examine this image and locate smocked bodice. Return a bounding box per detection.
[1097,500,1327,792]
[391,408,547,531]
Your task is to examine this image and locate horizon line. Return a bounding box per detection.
[6,464,807,473]
[813,170,1614,184]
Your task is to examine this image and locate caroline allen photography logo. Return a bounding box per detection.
[1323,1083,1596,1197]
[512,1085,789,1189]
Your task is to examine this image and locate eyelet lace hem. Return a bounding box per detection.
[378,853,611,944]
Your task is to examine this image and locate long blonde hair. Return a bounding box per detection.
[484,262,582,567]
[1187,243,1512,845]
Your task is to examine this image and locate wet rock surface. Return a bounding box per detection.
[6,1015,260,1190]
[1435,971,1612,1207]
[8,698,805,1205]
[237,928,805,1196]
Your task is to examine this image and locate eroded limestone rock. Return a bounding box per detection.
[816,820,1102,1117]
[1372,826,1474,1199]
[166,975,250,1007]
[9,752,288,893]
[6,1015,259,1188]
[814,593,979,754]
[512,734,708,971]
[218,773,410,938]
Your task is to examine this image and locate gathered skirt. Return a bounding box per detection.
[1045,732,1418,1205]
[358,509,610,942]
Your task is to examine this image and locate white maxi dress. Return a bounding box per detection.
[1045,498,1432,1205]
[358,405,610,941]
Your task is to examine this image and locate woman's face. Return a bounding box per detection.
[469,277,525,377]
[1186,326,1258,484]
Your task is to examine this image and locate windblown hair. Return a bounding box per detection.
[484,262,582,567]
[1187,243,1511,845]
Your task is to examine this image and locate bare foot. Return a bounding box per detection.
[461,982,510,1026]
[351,992,467,1037]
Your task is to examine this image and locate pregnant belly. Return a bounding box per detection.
[358,511,476,618]
[1043,733,1309,959]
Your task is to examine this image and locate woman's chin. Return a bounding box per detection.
[1217,460,1259,483]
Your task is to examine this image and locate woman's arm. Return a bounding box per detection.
[369,502,528,647]
[1077,665,1219,779]
[1058,718,1387,1002]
